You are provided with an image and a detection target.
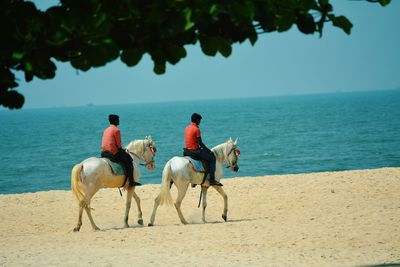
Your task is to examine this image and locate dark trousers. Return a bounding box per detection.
[115,150,134,181]
[102,150,134,182]
[184,148,216,181]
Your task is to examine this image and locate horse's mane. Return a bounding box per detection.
[126,136,153,154]
[126,140,142,153]
[212,139,235,161]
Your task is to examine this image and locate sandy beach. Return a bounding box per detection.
[0,167,399,266]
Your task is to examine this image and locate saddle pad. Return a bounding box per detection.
[102,158,125,175]
[184,156,205,172]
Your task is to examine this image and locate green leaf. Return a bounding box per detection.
[231,1,255,24]
[84,45,112,67]
[166,44,187,65]
[153,62,166,75]
[296,13,316,34]
[0,90,25,109]
[183,8,195,31]
[24,72,33,82]
[0,70,18,89]
[318,0,332,12]
[330,15,352,35]
[318,0,329,6]
[209,4,218,17]
[94,13,107,28]
[300,0,318,10]
[71,57,91,71]
[248,30,258,46]
[102,38,113,44]
[12,51,25,61]
[121,49,143,67]
[47,30,70,46]
[276,14,295,32]
[199,37,218,57]
[218,38,232,58]
[25,62,33,72]
[32,58,57,79]
[150,49,165,64]
[379,0,391,6]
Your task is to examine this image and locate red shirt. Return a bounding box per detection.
[185,123,201,150]
[101,125,122,154]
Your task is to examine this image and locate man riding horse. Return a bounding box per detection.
[101,114,141,188]
[183,113,223,187]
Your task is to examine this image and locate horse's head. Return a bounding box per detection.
[225,137,240,172]
[126,136,157,171]
[143,136,157,171]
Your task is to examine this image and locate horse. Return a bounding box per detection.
[148,138,240,226]
[71,136,156,232]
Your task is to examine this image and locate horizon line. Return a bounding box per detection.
[2,87,399,111]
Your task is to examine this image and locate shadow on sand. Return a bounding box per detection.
[357,263,400,267]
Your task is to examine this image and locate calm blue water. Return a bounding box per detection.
[1,90,399,194]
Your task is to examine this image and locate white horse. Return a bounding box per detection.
[149,138,240,226]
[71,136,156,232]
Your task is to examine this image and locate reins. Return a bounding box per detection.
[117,141,156,195]
[126,143,155,167]
[225,145,238,169]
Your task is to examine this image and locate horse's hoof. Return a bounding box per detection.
[124,223,130,228]
[148,223,153,227]
[73,227,80,232]
[222,215,227,222]
[138,219,144,225]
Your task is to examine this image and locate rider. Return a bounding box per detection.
[183,113,223,187]
[101,114,141,188]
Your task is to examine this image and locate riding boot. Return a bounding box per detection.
[209,174,223,187]
[209,180,223,187]
[128,176,142,187]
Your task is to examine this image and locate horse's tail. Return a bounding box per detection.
[71,163,87,205]
[159,161,173,206]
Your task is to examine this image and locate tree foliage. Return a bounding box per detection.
[0,0,391,109]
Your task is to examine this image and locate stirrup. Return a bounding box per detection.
[129,181,142,187]
[209,180,223,187]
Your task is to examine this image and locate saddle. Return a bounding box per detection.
[184,156,210,188]
[184,156,209,173]
[102,157,126,176]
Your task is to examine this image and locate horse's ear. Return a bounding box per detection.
[229,137,232,142]
[234,137,238,145]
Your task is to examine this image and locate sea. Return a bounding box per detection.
[0,90,399,194]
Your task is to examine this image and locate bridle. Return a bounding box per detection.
[225,144,240,169]
[126,140,156,167]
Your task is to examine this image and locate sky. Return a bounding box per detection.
[15,1,400,109]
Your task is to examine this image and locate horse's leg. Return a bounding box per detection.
[124,188,134,228]
[175,183,189,225]
[213,186,228,222]
[73,201,85,232]
[84,201,100,231]
[148,194,161,227]
[131,189,143,226]
[201,187,209,223]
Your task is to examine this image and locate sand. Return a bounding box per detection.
[0,168,399,266]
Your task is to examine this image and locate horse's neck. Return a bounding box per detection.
[127,140,144,160]
[212,143,227,163]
